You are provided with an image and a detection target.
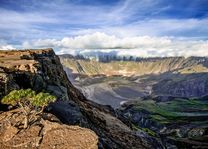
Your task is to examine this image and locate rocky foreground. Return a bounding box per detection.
[0,49,161,149]
[0,110,98,149]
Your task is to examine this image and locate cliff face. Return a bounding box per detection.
[0,49,161,149]
[0,49,81,101]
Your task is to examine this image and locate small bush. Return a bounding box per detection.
[1,89,56,128]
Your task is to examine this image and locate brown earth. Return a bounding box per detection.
[0,110,98,149]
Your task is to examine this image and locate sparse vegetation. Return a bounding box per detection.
[1,89,56,128]
[131,98,208,124]
[132,124,157,137]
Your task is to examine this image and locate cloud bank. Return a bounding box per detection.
[0,40,16,50]
[22,32,208,57]
[0,45,15,50]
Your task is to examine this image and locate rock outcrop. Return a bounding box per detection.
[0,49,161,148]
[0,110,98,149]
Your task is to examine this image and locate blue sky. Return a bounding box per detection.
[0,0,208,56]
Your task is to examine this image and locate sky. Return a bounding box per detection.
[0,0,208,57]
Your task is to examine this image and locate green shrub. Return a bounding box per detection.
[1,89,56,128]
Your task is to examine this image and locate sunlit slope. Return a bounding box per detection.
[60,56,208,76]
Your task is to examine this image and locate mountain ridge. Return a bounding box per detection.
[59,54,208,76]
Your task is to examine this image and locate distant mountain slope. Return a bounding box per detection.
[59,54,208,105]
[59,54,208,76]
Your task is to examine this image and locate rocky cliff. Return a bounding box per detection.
[0,49,161,149]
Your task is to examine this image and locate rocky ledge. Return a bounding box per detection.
[0,110,98,149]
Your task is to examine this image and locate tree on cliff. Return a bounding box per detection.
[1,89,56,128]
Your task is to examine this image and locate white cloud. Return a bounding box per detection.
[23,32,171,49]
[0,44,16,50]
[22,32,208,57]
[0,40,16,50]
